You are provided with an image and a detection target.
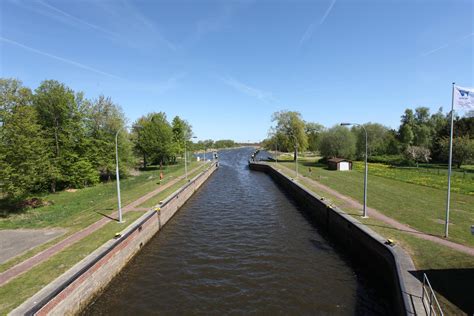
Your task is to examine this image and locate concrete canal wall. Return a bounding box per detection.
[12,162,218,316]
[249,162,423,316]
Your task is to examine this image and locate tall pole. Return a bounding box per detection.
[362,125,368,218]
[294,135,298,178]
[275,141,278,164]
[445,82,455,238]
[184,140,188,181]
[115,128,124,223]
[340,122,368,218]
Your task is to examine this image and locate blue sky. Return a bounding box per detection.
[1,0,473,142]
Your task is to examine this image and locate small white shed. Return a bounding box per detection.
[327,158,353,171]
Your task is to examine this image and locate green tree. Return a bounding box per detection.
[133,112,174,165]
[85,95,133,180]
[0,79,33,127]
[214,139,236,148]
[171,116,192,162]
[271,110,308,160]
[319,125,356,159]
[354,123,389,158]
[0,97,49,199]
[439,136,474,168]
[305,122,324,152]
[34,80,90,191]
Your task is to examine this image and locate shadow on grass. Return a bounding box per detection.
[0,200,26,218]
[410,268,474,314]
[95,211,118,222]
[300,160,330,169]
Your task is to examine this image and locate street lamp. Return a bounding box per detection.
[341,122,368,218]
[115,127,125,223]
[184,135,197,181]
[292,134,298,179]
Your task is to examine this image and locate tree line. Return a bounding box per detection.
[0,78,234,203]
[263,109,474,167]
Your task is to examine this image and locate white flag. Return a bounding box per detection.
[454,85,474,110]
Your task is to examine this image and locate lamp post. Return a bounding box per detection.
[275,141,278,164]
[115,127,125,223]
[341,122,368,218]
[292,134,298,179]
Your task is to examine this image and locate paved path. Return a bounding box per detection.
[274,162,474,256]
[0,229,66,264]
[0,164,207,286]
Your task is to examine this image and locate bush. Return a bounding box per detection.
[367,155,407,166]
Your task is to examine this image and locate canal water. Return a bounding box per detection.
[84,148,389,315]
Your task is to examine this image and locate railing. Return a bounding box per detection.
[421,273,443,316]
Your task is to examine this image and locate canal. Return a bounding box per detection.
[84,147,389,315]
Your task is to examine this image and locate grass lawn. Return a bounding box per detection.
[273,162,474,315]
[276,159,474,247]
[352,161,474,195]
[0,211,145,315]
[0,160,212,314]
[0,161,200,230]
[139,162,210,208]
[0,161,201,273]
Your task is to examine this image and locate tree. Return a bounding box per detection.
[404,146,431,167]
[34,80,88,191]
[171,116,192,161]
[0,79,33,127]
[132,112,174,166]
[354,123,389,158]
[85,95,133,180]
[305,122,324,152]
[0,96,49,199]
[214,139,236,148]
[271,110,308,160]
[399,124,414,147]
[319,125,356,159]
[439,136,474,168]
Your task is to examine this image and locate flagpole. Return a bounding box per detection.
[444,82,455,238]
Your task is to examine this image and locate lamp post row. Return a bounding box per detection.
[115,128,198,224]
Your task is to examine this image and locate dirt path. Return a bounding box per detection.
[0,164,207,286]
[274,163,474,256]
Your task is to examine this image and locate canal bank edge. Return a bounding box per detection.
[248,161,424,316]
[11,162,219,316]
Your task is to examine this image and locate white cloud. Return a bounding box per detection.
[220,76,276,102]
[300,0,336,46]
[0,36,122,79]
[421,32,474,57]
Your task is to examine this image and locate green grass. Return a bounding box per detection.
[0,211,145,315]
[287,174,474,315]
[352,161,474,195]
[139,163,209,208]
[0,162,212,314]
[0,161,201,273]
[0,161,200,230]
[276,160,474,247]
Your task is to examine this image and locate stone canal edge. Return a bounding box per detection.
[11,162,219,316]
[249,161,425,316]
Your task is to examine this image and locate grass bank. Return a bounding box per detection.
[0,211,145,314]
[277,159,474,247]
[272,160,474,314]
[0,161,200,273]
[0,161,200,230]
